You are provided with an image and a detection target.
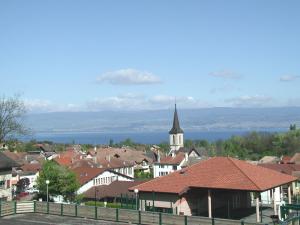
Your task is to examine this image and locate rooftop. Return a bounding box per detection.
[84,180,147,199]
[131,157,297,194]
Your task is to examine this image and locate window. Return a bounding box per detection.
[0,180,5,189]
[173,135,175,144]
[173,165,177,170]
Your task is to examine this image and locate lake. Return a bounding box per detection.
[19,130,284,145]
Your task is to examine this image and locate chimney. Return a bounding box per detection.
[94,146,97,152]
[93,156,97,164]
[185,153,188,162]
[157,150,160,163]
[171,151,175,158]
[108,155,111,162]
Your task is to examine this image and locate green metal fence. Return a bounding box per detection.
[279,216,300,225]
[281,204,300,221]
[0,201,270,225]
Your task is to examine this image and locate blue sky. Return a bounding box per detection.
[1,0,300,112]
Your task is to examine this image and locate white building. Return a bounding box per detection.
[72,167,134,194]
[0,152,19,201]
[169,104,184,153]
[153,105,206,178]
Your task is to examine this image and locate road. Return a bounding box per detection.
[0,213,130,225]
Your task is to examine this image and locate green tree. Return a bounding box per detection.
[290,124,297,131]
[37,161,80,202]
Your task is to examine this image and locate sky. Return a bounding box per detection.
[1,0,300,112]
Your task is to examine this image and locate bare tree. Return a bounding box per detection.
[0,95,28,142]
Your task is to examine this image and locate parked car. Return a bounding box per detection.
[26,188,39,194]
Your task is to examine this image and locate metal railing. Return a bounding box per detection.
[0,201,270,225]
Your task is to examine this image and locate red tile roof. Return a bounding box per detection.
[71,167,106,185]
[97,157,134,169]
[53,149,84,167]
[54,156,72,167]
[159,152,185,165]
[21,163,42,173]
[84,180,147,199]
[259,164,300,177]
[281,156,292,164]
[131,157,297,194]
[290,153,300,164]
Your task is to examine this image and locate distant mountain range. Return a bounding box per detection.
[24,107,300,134]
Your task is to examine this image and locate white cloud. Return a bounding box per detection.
[24,99,81,113]
[210,84,239,94]
[209,70,241,79]
[96,69,162,85]
[87,94,210,111]
[279,75,300,82]
[225,95,273,107]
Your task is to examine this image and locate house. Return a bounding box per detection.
[96,157,135,178]
[153,152,186,177]
[153,105,206,178]
[83,180,147,202]
[18,163,42,189]
[71,166,133,194]
[280,156,292,164]
[0,152,19,201]
[290,153,300,164]
[258,156,280,164]
[130,157,297,222]
[259,163,300,204]
[53,149,84,167]
[88,146,153,175]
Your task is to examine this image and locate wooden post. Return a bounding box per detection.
[159,212,162,225]
[256,195,260,223]
[75,204,78,217]
[288,185,292,204]
[61,203,63,216]
[152,191,155,212]
[138,210,141,224]
[33,200,36,213]
[116,208,119,222]
[14,201,17,214]
[208,190,212,218]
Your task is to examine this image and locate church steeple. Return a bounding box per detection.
[169,104,184,152]
[169,104,184,134]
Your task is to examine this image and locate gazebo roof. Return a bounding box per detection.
[131,157,297,194]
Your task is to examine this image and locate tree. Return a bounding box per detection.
[290,124,297,131]
[16,177,30,193]
[37,161,80,202]
[0,95,28,142]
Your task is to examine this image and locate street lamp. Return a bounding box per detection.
[46,180,50,202]
[134,189,139,210]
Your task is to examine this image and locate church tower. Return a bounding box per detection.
[169,104,184,151]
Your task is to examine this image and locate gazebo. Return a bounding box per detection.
[130,157,297,222]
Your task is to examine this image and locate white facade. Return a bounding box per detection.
[113,166,134,178]
[261,187,281,205]
[77,170,133,194]
[19,172,39,189]
[0,171,13,201]
[153,164,182,178]
[169,133,184,151]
